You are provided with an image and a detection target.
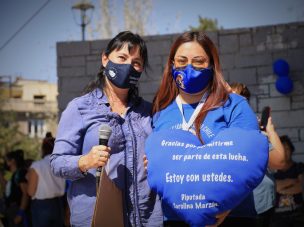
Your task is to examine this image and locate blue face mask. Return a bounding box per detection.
[104,60,142,89]
[172,64,213,94]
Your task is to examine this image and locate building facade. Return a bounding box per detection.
[0,77,58,138]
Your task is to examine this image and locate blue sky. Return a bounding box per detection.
[0,0,303,83]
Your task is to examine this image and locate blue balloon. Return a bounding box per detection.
[273,59,289,76]
[275,76,293,94]
[145,128,268,226]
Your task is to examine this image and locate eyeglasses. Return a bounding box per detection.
[173,57,210,69]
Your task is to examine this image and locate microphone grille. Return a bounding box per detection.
[99,124,112,140]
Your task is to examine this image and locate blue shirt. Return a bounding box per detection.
[153,93,259,144]
[50,88,163,227]
[152,93,260,221]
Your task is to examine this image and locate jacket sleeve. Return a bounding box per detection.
[227,98,259,130]
[50,100,86,181]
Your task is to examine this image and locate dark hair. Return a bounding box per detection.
[24,159,34,169]
[153,31,229,143]
[83,31,149,105]
[6,149,25,168]
[45,132,53,138]
[230,82,251,101]
[280,135,295,153]
[42,137,55,157]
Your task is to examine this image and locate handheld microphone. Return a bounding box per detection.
[96,124,112,188]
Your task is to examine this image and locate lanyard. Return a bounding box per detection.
[175,92,208,132]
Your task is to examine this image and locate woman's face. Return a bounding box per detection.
[102,44,144,72]
[173,41,210,69]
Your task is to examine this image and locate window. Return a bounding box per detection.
[12,94,22,99]
[12,89,22,99]
[28,119,45,138]
[33,95,46,104]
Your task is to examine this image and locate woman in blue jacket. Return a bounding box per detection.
[151,31,261,227]
[50,31,163,227]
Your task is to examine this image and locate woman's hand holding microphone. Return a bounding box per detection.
[78,145,111,173]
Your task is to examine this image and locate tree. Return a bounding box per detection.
[0,111,41,161]
[88,0,114,39]
[88,0,153,39]
[124,0,152,35]
[189,16,222,32]
[0,89,40,161]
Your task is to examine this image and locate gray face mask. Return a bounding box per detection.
[104,60,142,89]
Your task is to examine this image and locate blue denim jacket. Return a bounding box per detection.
[50,88,163,227]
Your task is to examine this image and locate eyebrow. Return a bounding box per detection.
[116,52,143,63]
[175,56,206,59]
[132,57,143,62]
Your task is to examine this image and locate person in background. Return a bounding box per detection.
[45,132,53,139]
[27,136,66,227]
[271,135,304,227]
[0,168,6,227]
[151,31,261,226]
[44,131,71,226]
[4,150,30,227]
[23,160,33,171]
[50,31,162,227]
[222,82,285,227]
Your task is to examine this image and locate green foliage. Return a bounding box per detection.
[189,16,222,32]
[0,110,40,162]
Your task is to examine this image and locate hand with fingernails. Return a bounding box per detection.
[78,145,111,173]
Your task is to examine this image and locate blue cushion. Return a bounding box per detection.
[145,128,268,226]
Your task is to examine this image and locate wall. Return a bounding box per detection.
[57,22,304,161]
